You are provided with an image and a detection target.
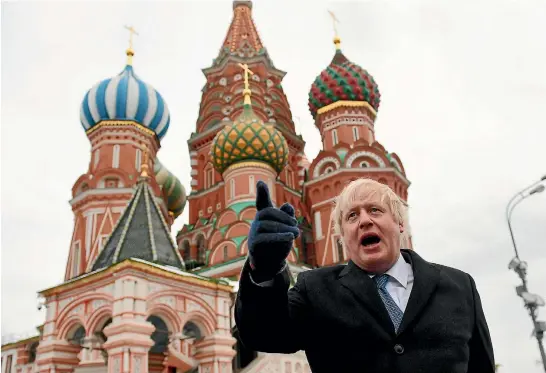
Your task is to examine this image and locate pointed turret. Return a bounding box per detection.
[219,1,264,59]
[92,161,185,271]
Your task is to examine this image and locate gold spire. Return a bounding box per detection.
[140,146,150,179]
[327,10,341,50]
[238,63,254,105]
[124,25,139,65]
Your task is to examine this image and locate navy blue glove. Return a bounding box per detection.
[248,181,300,281]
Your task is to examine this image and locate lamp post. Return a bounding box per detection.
[506,176,546,372]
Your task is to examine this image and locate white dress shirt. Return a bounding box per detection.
[251,253,414,314]
[370,253,414,312]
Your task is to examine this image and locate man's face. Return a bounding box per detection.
[341,193,403,273]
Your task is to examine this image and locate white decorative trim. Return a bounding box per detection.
[191,169,198,176]
[311,196,337,209]
[313,157,341,178]
[189,151,198,157]
[135,148,142,172]
[94,149,100,168]
[82,207,107,216]
[191,159,198,166]
[187,182,225,198]
[322,111,374,132]
[112,145,120,169]
[304,167,411,187]
[314,211,323,239]
[346,151,386,168]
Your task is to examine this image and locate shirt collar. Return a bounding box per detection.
[369,253,410,289]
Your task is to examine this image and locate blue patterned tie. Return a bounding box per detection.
[374,274,404,332]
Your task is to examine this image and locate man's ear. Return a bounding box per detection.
[399,223,405,234]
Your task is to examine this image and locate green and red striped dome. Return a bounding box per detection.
[308,50,381,119]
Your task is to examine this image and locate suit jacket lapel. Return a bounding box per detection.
[397,249,441,335]
[339,261,396,336]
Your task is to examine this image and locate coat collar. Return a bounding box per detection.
[339,249,440,336]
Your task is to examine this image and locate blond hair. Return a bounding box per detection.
[331,178,410,248]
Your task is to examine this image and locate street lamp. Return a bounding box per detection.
[506,175,546,372]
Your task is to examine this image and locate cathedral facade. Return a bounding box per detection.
[1,1,410,373]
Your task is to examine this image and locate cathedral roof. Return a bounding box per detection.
[211,0,276,69]
[92,173,185,272]
[222,1,263,55]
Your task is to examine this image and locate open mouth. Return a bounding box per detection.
[360,234,381,247]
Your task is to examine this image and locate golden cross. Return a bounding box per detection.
[238,63,254,92]
[124,25,139,50]
[327,10,339,38]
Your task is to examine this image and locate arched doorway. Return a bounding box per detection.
[65,324,86,369]
[147,315,170,373]
[196,235,206,267]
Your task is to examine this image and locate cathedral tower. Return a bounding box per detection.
[178,0,310,275]
[67,40,186,280]
[304,31,411,268]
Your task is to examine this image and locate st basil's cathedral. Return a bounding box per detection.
[1,1,411,373]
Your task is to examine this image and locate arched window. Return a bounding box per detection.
[352,127,359,141]
[183,321,202,341]
[28,342,39,363]
[196,235,206,265]
[147,316,170,354]
[249,176,255,194]
[204,164,214,189]
[332,129,338,146]
[94,149,100,169]
[230,179,235,199]
[182,240,191,262]
[223,245,228,261]
[67,325,86,346]
[135,148,142,172]
[112,145,120,168]
[72,242,81,278]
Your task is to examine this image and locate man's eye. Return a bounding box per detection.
[370,207,381,213]
[347,211,358,220]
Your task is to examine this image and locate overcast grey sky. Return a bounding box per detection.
[2,0,545,371]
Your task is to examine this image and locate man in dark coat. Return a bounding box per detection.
[235,179,495,373]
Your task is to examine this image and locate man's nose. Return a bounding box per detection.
[359,211,373,228]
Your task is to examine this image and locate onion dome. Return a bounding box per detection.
[210,64,288,174]
[308,39,380,119]
[80,49,171,140]
[154,159,187,219]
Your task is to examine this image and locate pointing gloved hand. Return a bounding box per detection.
[248,181,300,282]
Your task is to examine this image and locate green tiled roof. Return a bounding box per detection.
[232,236,246,249]
[229,201,255,215]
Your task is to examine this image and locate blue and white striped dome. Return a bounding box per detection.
[80,64,170,140]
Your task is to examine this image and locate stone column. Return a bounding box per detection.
[77,336,106,368]
[102,277,154,373]
[193,333,236,373]
[35,339,80,373]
